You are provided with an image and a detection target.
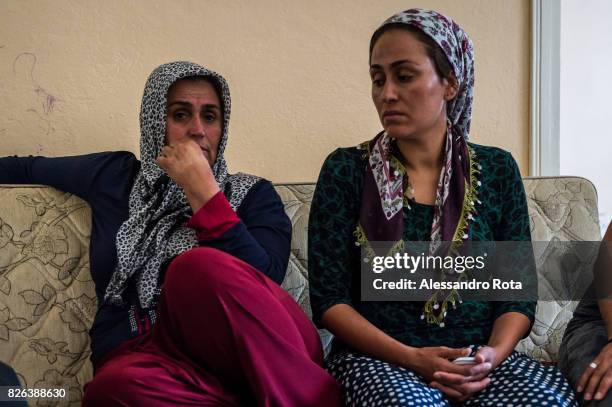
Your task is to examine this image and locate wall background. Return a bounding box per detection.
[0,0,530,182]
[560,0,612,234]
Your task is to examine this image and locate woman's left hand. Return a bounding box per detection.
[430,346,500,402]
[469,346,499,380]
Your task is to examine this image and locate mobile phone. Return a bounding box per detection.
[452,356,477,365]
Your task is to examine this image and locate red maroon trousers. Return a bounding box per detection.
[83,247,341,406]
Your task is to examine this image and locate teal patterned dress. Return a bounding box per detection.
[309,142,535,348]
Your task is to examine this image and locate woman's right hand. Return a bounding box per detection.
[156,139,220,212]
[405,346,471,382]
[406,346,491,402]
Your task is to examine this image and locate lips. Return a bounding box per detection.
[383,110,404,119]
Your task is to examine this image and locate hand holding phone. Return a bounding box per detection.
[452,356,477,365]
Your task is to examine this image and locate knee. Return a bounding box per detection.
[164,247,237,296]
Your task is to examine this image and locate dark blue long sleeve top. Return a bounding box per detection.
[0,152,292,367]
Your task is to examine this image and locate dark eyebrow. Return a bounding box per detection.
[370,60,418,70]
[167,101,221,111]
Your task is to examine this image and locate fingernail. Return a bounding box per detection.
[595,392,603,400]
[577,386,583,392]
[585,393,592,400]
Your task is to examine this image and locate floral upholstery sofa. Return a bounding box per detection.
[0,177,601,406]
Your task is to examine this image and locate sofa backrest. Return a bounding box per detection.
[0,176,601,403]
[516,177,600,361]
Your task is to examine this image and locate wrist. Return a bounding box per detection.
[183,179,220,198]
[401,345,420,370]
[185,167,218,191]
[486,345,507,369]
[183,177,220,213]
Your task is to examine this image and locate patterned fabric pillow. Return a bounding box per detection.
[0,185,95,406]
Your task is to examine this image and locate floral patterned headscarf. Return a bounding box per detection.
[357,9,479,325]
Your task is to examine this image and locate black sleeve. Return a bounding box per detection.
[0,152,139,204]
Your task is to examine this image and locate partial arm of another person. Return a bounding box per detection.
[578,221,612,401]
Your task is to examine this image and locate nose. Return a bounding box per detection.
[381,80,399,104]
[189,116,207,139]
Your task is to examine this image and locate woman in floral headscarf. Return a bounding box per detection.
[0,61,341,406]
[308,9,576,406]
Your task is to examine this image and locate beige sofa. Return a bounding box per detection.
[0,177,601,406]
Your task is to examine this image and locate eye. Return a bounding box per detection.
[371,75,385,87]
[204,113,217,123]
[172,110,189,121]
[397,73,414,83]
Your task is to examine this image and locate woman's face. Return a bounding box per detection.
[165,79,223,166]
[370,28,455,140]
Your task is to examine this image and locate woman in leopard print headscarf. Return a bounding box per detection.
[104,61,261,309]
[84,61,341,406]
[0,61,341,406]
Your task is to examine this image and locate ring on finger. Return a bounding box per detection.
[590,362,598,369]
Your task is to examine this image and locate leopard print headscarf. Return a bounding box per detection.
[104,61,261,308]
